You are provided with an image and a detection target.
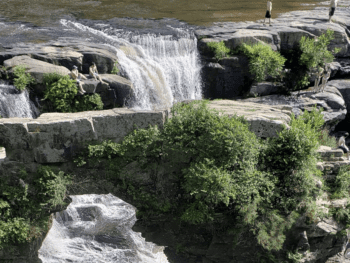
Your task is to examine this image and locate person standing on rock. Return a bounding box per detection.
[89,62,108,85]
[70,65,87,95]
[329,0,338,23]
[264,0,272,26]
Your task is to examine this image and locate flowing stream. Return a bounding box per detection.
[0,82,39,118]
[60,19,202,110]
[39,194,169,263]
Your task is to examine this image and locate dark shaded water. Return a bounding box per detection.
[0,0,325,27]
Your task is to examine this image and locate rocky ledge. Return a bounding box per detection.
[195,1,350,101]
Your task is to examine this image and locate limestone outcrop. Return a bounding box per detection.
[243,85,347,131]
[0,108,168,163]
[208,99,292,138]
[0,40,119,75]
[4,55,70,90]
[196,5,350,100]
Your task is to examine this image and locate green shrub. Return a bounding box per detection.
[43,73,103,113]
[0,166,71,248]
[43,75,78,112]
[81,101,323,253]
[239,42,286,82]
[283,29,340,92]
[207,41,231,60]
[318,129,337,148]
[329,166,350,199]
[13,65,34,91]
[74,93,104,112]
[111,62,120,74]
[300,29,340,71]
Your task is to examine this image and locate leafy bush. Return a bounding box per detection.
[239,42,286,82]
[328,166,350,199]
[82,101,322,253]
[43,75,78,112]
[207,41,231,60]
[283,29,340,92]
[262,111,320,213]
[0,166,71,248]
[43,73,103,113]
[299,29,340,71]
[74,93,104,112]
[13,65,34,91]
[111,62,120,74]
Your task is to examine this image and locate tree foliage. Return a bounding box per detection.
[13,65,35,91]
[0,166,71,248]
[42,73,104,113]
[82,101,324,253]
[239,42,286,82]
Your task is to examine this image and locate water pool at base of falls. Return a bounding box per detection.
[39,194,169,263]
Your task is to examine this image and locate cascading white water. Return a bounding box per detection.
[0,82,39,118]
[60,20,202,110]
[39,194,169,263]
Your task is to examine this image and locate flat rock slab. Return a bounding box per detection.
[0,109,169,163]
[243,87,346,131]
[4,55,70,85]
[208,99,291,138]
[196,6,350,56]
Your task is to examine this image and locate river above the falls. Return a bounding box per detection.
[0,0,326,27]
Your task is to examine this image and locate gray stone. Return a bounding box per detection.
[248,81,284,97]
[208,99,291,138]
[0,109,168,163]
[3,55,71,93]
[100,74,134,107]
[243,88,346,131]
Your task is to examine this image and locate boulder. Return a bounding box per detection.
[208,99,291,138]
[100,74,134,107]
[50,40,118,74]
[248,81,283,97]
[243,86,347,131]
[3,55,71,93]
[0,44,83,70]
[201,56,252,99]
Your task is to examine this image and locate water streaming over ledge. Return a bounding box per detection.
[0,82,39,118]
[39,194,169,263]
[60,19,202,110]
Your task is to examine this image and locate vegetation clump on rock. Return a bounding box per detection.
[42,73,103,113]
[78,101,326,256]
[0,166,71,249]
[206,30,340,93]
[13,65,34,92]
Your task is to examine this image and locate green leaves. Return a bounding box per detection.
[0,166,71,248]
[300,29,337,70]
[13,65,35,91]
[206,41,231,61]
[240,42,286,82]
[43,73,103,113]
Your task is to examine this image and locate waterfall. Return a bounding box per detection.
[39,194,169,263]
[0,82,39,118]
[60,19,202,110]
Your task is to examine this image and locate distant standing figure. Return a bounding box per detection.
[319,64,331,93]
[264,0,272,26]
[329,0,338,23]
[89,62,108,84]
[70,65,87,95]
[338,132,350,160]
[313,66,324,93]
